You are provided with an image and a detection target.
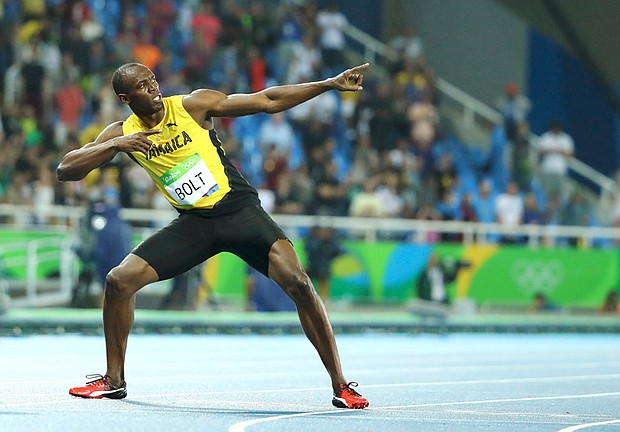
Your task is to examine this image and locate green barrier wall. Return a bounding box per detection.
[2,229,617,308]
[0,229,71,279]
[207,241,618,308]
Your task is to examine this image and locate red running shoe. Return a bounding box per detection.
[332,381,369,409]
[69,374,127,399]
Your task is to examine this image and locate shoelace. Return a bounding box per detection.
[340,381,362,396]
[84,374,106,386]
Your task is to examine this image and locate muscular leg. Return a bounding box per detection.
[103,253,159,386]
[267,239,346,393]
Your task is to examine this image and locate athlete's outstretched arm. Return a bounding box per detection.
[183,63,369,120]
[56,122,159,182]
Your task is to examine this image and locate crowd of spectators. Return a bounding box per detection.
[0,0,615,245]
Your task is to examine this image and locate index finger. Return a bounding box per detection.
[142,129,163,136]
[349,63,370,73]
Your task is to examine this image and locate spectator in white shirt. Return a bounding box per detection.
[258,112,296,157]
[286,33,322,84]
[495,181,524,244]
[375,170,404,217]
[537,121,574,201]
[389,24,424,66]
[316,3,348,74]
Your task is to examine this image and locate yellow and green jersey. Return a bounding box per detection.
[122,95,258,215]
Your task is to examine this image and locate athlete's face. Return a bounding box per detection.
[118,65,164,116]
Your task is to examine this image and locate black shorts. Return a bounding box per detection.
[132,204,288,280]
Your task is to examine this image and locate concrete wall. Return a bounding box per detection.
[383,0,528,108]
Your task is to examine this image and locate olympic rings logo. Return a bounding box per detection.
[180,160,196,170]
[510,257,565,296]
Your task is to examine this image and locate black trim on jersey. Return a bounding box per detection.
[124,125,259,217]
[126,152,139,165]
[178,128,259,218]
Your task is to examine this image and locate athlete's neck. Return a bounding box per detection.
[137,109,165,129]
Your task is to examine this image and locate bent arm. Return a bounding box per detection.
[184,63,369,120]
[56,122,160,182]
[56,122,125,182]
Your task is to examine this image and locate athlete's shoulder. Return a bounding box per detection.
[108,120,124,130]
[178,89,225,125]
[163,94,186,103]
[182,89,226,112]
[95,121,124,143]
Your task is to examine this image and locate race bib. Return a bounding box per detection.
[160,154,220,206]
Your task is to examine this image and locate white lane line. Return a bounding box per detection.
[1,399,78,408]
[556,419,620,432]
[362,373,620,389]
[229,409,341,432]
[228,391,620,432]
[2,366,619,387]
[4,373,619,407]
[367,391,620,410]
[130,373,620,399]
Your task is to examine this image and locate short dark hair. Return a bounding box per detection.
[111,62,143,95]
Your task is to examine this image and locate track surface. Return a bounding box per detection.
[2,333,619,431]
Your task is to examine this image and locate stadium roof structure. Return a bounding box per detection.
[497,0,620,110]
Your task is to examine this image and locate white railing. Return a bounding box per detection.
[2,204,620,246]
[344,24,398,64]
[0,237,76,307]
[435,77,503,127]
[2,203,620,307]
[566,156,616,198]
[272,214,620,248]
[125,208,620,248]
[343,22,617,199]
[343,23,503,127]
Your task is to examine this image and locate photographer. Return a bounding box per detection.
[415,253,471,305]
[304,226,344,301]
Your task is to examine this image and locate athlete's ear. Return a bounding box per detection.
[118,93,130,105]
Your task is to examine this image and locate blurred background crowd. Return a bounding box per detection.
[0,0,617,243]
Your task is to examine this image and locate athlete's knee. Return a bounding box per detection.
[104,255,156,299]
[282,272,317,306]
[104,268,130,299]
[104,266,141,299]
